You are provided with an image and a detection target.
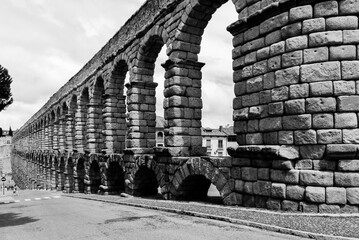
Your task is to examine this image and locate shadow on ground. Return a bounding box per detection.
[0,213,38,227]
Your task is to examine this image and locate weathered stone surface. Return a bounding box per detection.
[253,180,271,196]
[281,200,299,211]
[294,130,317,145]
[347,188,359,204]
[313,160,337,171]
[313,114,334,129]
[270,169,299,184]
[326,144,357,159]
[343,129,359,144]
[300,201,318,213]
[335,172,359,187]
[258,168,269,180]
[282,114,311,130]
[300,170,333,186]
[266,198,281,210]
[295,159,313,170]
[303,47,328,64]
[326,187,346,204]
[319,204,340,213]
[241,167,258,181]
[338,96,359,111]
[271,183,286,199]
[305,186,325,203]
[306,97,336,113]
[300,145,326,159]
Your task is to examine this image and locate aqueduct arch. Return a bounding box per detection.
[11,0,359,213]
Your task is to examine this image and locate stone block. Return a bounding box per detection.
[300,145,326,159]
[263,132,278,145]
[338,96,359,111]
[343,30,359,44]
[253,180,271,196]
[343,129,359,144]
[306,97,336,113]
[326,16,358,30]
[266,198,281,210]
[295,159,313,170]
[284,99,305,114]
[313,114,334,129]
[260,12,289,35]
[339,0,359,14]
[230,167,241,179]
[338,160,359,171]
[278,131,294,145]
[287,185,305,200]
[342,61,359,79]
[232,157,251,167]
[282,200,299,211]
[243,194,255,207]
[265,30,282,46]
[335,113,357,128]
[309,31,342,47]
[305,186,325,203]
[254,196,268,208]
[301,62,341,83]
[294,130,317,145]
[303,47,328,64]
[317,129,342,144]
[326,187,346,204]
[259,90,271,104]
[259,117,282,132]
[247,120,259,133]
[275,66,300,87]
[335,172,359,187]
[282,114,311,130]
[326,144,357,159]
[271,183,286,199]
[252,159,271,168]
[268,102,283,116]
[319,204,340,213]
[286,36,308,51]
[300,202,319,212]
[270,169,299,184]
[289,5,313,22]
[333,80,356,96]
[270,41,285,56]
[330,45,356,60]
[246,133,263,144]
[313,160,336,171]
[272,160,294,170]
[257,47,270,60]
[309,81,333,96]
[347,188,359,204]
[263,72,275,89]
[258,168,270,180]
[233,108,249,121]
[300,170,333,186]
[243,181,253,194]
[314,1,338,17]
[281,22,302,39]
[289,83,309,99]
[234,180,244,192]
[340,205,359,213]
[241,167,257,181]
[303,18,325,34]
[271,86,289,101]
[253,61,267,77]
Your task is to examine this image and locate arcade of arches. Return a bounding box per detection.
[11,0,359,213]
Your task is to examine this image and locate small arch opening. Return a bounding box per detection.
[105,161,125,194]
[133,166,159,197]
[76,158,85,193]
[89,160,101,194]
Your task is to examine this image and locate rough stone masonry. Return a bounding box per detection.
[10,0,359,213]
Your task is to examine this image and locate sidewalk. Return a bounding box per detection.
[0,192,15,204]
[65,193,359,240]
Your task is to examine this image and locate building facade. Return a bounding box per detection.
[202,126,238,156]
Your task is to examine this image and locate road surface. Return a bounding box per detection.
[0,190,307,240]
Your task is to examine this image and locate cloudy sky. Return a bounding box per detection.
[0,0,237,131]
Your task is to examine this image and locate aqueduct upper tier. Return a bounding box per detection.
[12,0,359,213]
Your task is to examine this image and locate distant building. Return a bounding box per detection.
[0,131,13,175]
[202,126,238,156]
[156,116,165,147]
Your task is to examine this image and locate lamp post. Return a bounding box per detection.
[1,174,6,196]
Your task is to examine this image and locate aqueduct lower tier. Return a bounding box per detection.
[11,0,359,213]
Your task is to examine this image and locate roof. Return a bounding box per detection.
[201,128,227,137]
[221,126,235,136]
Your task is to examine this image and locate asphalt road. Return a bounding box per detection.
[0,190,307,240]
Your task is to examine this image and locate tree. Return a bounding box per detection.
[0,127,2,137]
[0,65,13,111]
[8,127,12,136]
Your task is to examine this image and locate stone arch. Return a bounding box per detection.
[102,58,129,153]
[58,156,65,191]
[75,87,90,152]
[65,157,74,193]
[66,94,77,150]
[87,158,101,194]
[88,76,106,153]
[171,157,228,202]
[129,156,165,197]
[101,159,125,194]
[75,157,86,193]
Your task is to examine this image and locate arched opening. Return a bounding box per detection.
[105,59,128,153]
[59,102,68,151]
[76,88,89,152]
[68,95,77,150]
[76,158,85,193]
[133,166,158,197]
[105,161,125,194]
[65,158,74,193]
[54,156,59,189]
[89,160,101,194]
[58,157,65,191]
[90,77,105,153]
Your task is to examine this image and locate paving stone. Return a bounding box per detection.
[300,145,326,159]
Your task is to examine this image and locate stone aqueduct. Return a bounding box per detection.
[11,0,359,213]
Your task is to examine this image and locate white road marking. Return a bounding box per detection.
[14,200,20,203]
[53,196,61,199]
[43,197,51,200]
[24,199,31,201]
[34,198,41,201]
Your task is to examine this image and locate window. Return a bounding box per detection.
[157,132,163,139]
[218,140,223,149]
[228,136,236,142]
[206,139,211,148]
[218,152,223,156]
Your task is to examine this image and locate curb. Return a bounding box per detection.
[64,195,357,240]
